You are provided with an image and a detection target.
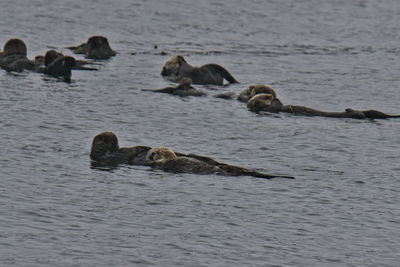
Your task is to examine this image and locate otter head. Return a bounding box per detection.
[45,55,76,82]
[34,55,45,65]
[161,55,186,78]
[90,132,120,161]
[249,84,276,99]
[3,38,27,57]
[238,84,277,103]
[85,36,116,59]
[247,93,275,111]
[178,77,192,87]
[44,50,63,66]
[145,147,177,164]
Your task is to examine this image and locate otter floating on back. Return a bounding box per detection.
[244,89,400,120]
[161,55,238,85]
[145,146,294,179]
[142,77,207,97]
[238,84,277,103]
[90,132,294,179]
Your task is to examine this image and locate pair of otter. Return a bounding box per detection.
[1,36,114,81]
[143,54,239,97]
[241,85,400,120]
[90,132,294,179]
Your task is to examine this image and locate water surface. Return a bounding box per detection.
[1,0,400,266]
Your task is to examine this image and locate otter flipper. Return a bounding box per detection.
[361,109,400,119]
[205,64,239,84]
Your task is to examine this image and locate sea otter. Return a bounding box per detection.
[161,55,239,85]
[43,55,76,82]
[90,132,151,165]
[238,84,277,102]
[90,132,294,179]
[0,38,35,72]
[67,36,116,59]
[142,77,207,97]
[36,50,98,81]
[247,93,400,119]
[145,147,294,179]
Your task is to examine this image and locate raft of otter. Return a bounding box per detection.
[1,38,98,82]
[90,132,294,179]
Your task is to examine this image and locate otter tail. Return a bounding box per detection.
[178,152,295,179]
[361,109,400,119]
[207,64,239,84]
[218,163,295,179]
[245,171,295,180]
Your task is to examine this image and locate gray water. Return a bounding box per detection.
[1,0,400,266]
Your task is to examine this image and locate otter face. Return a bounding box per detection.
[34,55,45,65]
[161,55,185,77]
[238,84,277,103]
[247,93,274,110]
[3,39,27,57]
[146,147,177,163]
[90,132,120,159]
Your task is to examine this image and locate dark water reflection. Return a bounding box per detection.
[1,0,400,266]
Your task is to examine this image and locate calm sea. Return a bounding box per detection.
[1,0,399,266]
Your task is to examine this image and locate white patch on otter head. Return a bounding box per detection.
[247,93,274,109]
[146,147,177,163]
[250,85,276,99]
[161,55,185,79]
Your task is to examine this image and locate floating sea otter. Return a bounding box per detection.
[0,38,35,72]
[90,132,151,165]
[142,77,238,99]
[39,50,76,82]
[142,77,207,97]
[90,132,294,179]
[67,36,116,59]
[161,55,239,85]
[145,147,294,179]
[247,93,400,119]
[238,84,277,102]
[35,50,98,81]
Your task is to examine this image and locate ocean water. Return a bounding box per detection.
[1,0,400,266]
